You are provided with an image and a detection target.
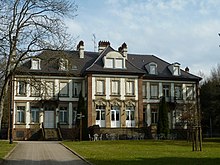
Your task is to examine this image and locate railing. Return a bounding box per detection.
[41,122,45,140]
[57,123,63,141]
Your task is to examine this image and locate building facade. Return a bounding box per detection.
[11,41,201,140]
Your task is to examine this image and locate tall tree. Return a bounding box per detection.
[157,96,169,138]
[0,0,77,129]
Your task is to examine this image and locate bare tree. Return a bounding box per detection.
[0,0,77,130]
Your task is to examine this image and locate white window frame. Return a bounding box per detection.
[150,84,158,99]
[17,81,26,96]
[16,106,25,123]
[96,105,106,127]
[126,81,134,96]
[30,106,40,123]
[31,59,41,70]
[59,58,68,71]
[72,81,82,97]
[59,106,68,124]
[59,82,69,97]
[96,80,105,95]
[111,80,120,95]
[186,86,194,100]
[30,80,41,97]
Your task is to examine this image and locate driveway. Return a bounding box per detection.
[3,141,88,165]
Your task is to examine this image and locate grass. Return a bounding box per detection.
[0,141,17,161]
[63,139,220,165]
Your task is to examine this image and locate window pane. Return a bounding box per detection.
[150,65,156,74]
[115,59,123,68]
[112,81,119,95]
[59,82,68,96]
[101,110,105,120]
[105,58,114,68]
[97,80,104,94]
[126,81,134,95]
[150,85,158,98]
[45,82,54,97]
[96,111,100,120]
[18,81,26,95]
[126,111,129,120]
[111,111,115,121]
[116,111,120,121]
[31,81,41,96]
[73,82,82,97]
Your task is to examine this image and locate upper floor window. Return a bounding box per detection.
[168,62,181,76]
[175,85,183,100]
[44,81,54,97]
[163,85,170,98]
[59,58,68,71]
[126,81,134,96]
[31,59,41,70]
[142,83,147,98]
[96,80,105,95]
[145,62,157,75]
[111,80,120,95]
[150,84,158,99]
[73,81,82,97]
[17,81,26,96]
[186,86,194,100]
[104,51,126,69]
[30,80,41,97]
[59,82,69,97]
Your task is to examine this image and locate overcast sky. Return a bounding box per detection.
[66,0,220,77]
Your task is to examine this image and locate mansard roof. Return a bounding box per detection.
[16,45,201,82]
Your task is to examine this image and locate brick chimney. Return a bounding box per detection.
[77,40,84,58]
[119,42,127,59]
[98,41,110,53]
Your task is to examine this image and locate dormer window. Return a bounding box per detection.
[145,62,157,75]
[168,62,181,76]
[104,51,126,69]
[31,58,41,70]
[59,58,68,71]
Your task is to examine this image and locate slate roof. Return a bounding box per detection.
[16,46,201,82]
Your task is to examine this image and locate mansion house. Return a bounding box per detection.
[12,41,201,140]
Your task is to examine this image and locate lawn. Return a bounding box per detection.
[0,141,17,161]
[63,139,220,165]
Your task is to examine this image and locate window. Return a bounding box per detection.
[142,83,147,98]
[59,106,68,124]
[31,106,39,123]
[59,58,68,71]
[115,59,123,68]
[111,106,120,128]
[44,81,54,97]
[105,58,114,68]
[59,82,69,97]
[186,86,194,100]
[163,85,170,98]
[150,84,158,99]
[173,66,180,76]
[111,80,120,95]
[72,81,82,97]
[151,106,158,124]
[126,106,135,127]
[175,85,182,100]
[96,105,106,127]
[96,80,104,95]
[17,106,25,123]
[30,81,41,97]
[31,59,41,70]
[17,81,26,96]
[126,81,134,96]
[150,64,157,74]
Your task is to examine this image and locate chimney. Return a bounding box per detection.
[185,67,189,73]
[121,42,127,59]
[98,41,110,53]
[77,40,84,58]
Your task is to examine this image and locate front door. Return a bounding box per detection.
[44,111,55,128]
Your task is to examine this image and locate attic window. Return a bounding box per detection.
[59,58,68,71]
[145,62,157,75]
[168,62,181,76]
[31,59,41,70]
[150,64,157,74]
[104,51,126,69]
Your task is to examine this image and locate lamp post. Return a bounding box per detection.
[9,76,13,144]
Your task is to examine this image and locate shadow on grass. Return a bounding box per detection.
[88,157,220,165]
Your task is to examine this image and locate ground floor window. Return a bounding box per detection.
[72,107,77,125]
[16,106,25,123]
[59,106,68,124]
[151,106,158,124]
[111,106,120,128]
[96,105,106,127]
[126,106,135,127]
[31,106,40,123]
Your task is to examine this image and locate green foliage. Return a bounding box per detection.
[0,141,16,160]
[200,65,220,136]
[63,140,220,165]
[157,97,169,137]
[77,91,88,140]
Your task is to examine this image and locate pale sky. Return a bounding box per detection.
[65,0,220,78]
